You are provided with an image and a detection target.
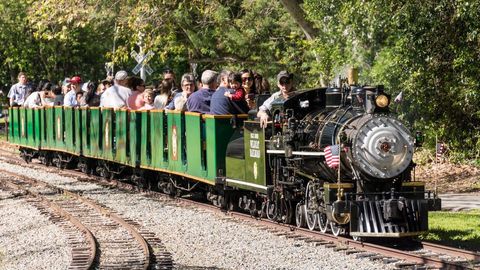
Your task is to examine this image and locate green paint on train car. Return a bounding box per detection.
[74,108,82,154]
[19,107,27,146]
[33,109,41,149]
[89,108,101,158]
[149,110,168,169]
[115,109,128,164]
[167,111,186,173]
[225,121,268,194]
[129,110,142,167]
[204,115,241,181]
[101,108,115,161]
[140,110,151,167]
[185,112,206,178]
[52,107,65,150]
[80,108,90,156]
[64,107,75,153]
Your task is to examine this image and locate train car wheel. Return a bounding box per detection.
[295,203,306,228]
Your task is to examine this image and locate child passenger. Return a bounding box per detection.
[140,89,155,110]
[224,72,245,102]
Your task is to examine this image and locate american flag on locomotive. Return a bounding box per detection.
[324,144,340,168]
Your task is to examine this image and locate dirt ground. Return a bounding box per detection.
[416,162,480,193]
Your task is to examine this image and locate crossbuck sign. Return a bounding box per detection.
[131,50,154,80]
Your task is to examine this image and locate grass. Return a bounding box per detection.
[421,210,480,251]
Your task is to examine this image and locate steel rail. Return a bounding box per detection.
[0,169,151,270]
[0,178,97,270]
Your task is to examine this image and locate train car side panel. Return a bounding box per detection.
[167,111,186,173]
[74,108,82,154]
[53,107,65,150]
[64,107,75,153]
[140,111,151,167]
[149,110,167,169]
[204,115,239,181]
[115,109,128,164]
[89,108,101,158]
[185,112,207,178]
[80,108,91,156]
[101,108,115,161]
[129,110,142,167]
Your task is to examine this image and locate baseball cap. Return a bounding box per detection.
[115,70,128,81]
[70,76,82,84]
[277,71,292,83]
[62,78,71,86]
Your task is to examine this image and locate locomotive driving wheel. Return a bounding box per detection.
[295,203,306,228]
[316,212,329,233]
[305,181,319,230]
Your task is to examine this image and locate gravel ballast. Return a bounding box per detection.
[0,196,70,270]
[0,160,394,270]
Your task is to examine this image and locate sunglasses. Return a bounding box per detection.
[279,78,291,86]
[242,77,253,82]
[139,84,146,87]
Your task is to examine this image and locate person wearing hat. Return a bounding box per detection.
[257,71,297,128]
[63,76,82,107]
[99,70,132,108]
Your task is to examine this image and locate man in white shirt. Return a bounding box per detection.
[99,70,131,109]
[63,76,82,107]
[8,72,30,106]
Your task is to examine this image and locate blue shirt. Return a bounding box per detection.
[63,89,78,107]
[210,87,248,115]
[187,87,215,114]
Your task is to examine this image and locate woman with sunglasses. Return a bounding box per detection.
[127,76,146,110]
[240,69,257,109]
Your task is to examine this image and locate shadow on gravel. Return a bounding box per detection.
[174,266,226,270]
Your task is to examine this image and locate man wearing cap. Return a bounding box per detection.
[186,70,218,113]
[8,72,31,106]
[63,76,82,107]
[99,70,131,109]
[257,71,297,128]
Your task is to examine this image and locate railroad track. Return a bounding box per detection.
[0,166,173,270]
[0,147,479,269]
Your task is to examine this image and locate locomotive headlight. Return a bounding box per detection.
[375,95,389,108]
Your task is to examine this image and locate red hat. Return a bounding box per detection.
[70,76,82,84]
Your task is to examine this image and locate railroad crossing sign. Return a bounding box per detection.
[131,50,154,80]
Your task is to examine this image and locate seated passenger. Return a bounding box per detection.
[154,79,173,109]
[257,71,297,128]
[165,73,195,111]
[210,71,248,115]
[241,69,257,110]
[52,86,63,106]
[24,82,54,108]
[186,70,218,113]
[63,76,82,107]
[99,70,131,109]
[140,89,155,110]
[127,77,146,110]
[82,82,101,107]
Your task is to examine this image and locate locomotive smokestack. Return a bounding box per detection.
[348,67,358,86]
